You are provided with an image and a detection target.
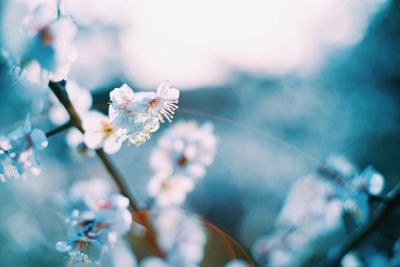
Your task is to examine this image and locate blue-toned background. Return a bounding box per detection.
[0,0,400,266]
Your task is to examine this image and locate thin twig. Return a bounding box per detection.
[94,149,140,211]
[48,80,164,257]
[45,121,72,137]
[321,182,400,267]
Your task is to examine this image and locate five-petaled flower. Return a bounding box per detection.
[108,81,179,146]
[150,121,218,181]
[82,111,127,154]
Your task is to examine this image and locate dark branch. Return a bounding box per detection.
[48,80,164,257]
[321,182,400,267]
[94,149,140,211]
[45,121,72,137]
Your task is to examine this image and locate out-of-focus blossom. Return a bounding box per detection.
[140,257,170,267]
[65,127,90,154]
[147,174,194,207]
[225,259,250,267]
[82,111,127,154]
[253,175,344,267]
[20,3,78,82]
[108,81,179,146]
[341,253,363,267]
[1,0,77,82]
[150,121,217,181]
[252,231,306,267]
[151,208,207,266]
[68,177,112,204]
[320,155,386,223]
[0,117,47,181]
[57,178,132,264]
[325,154,357,179]
[105,240,138,267]
[253,154,387,267]
[49,80,92,125]
[277,175,343,232]
[354,166,385,195]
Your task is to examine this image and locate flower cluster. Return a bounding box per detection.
[147,121,218,207]
[79,81,179,154]
[342,238,400,267]
[0,117,47,181]
[3,1,78,82]
[136,121,219,266]
[141,208,207,267]
[321,154,385,223]
[252,154,386,267]
[56,178,132,264]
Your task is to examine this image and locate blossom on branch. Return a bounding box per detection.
[82,111,127,154]
[149,121,218,181]
[144,208,207,266]
[108,81,179,146]
[56,178,132,264]
[0,117,47,181]
[147,173,195,207]
[252,155,387,267]
[20,4,78,82]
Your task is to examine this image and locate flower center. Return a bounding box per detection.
[25,134,33,150]
[76,239,88,249]
[101,122,114,137]
[177,155,188,167]
[147,98,160,108]
[161,180,171,190]
[97,200,111,209]
[39,27,53,45]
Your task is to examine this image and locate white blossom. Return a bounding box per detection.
[57,179,132,264]
[150,121,218,181]
[22,5,77,81]
[253,175,346,267]
[0,117,47,181]
[225,259,250,267]
[354,166,385,195]
[129,80,179,123]
[147,174,194,207]
[140,257,170,267]
[151,208,207,266]
[82,111,127,154]
[320,155,386,224]
[108,81,179,146]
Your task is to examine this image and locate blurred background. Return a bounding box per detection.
[0,0,400,266]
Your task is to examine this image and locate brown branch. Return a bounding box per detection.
[48,80,164,257]
[45,121,72,137]
[94,149,140,212]
[321,182,400,267]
